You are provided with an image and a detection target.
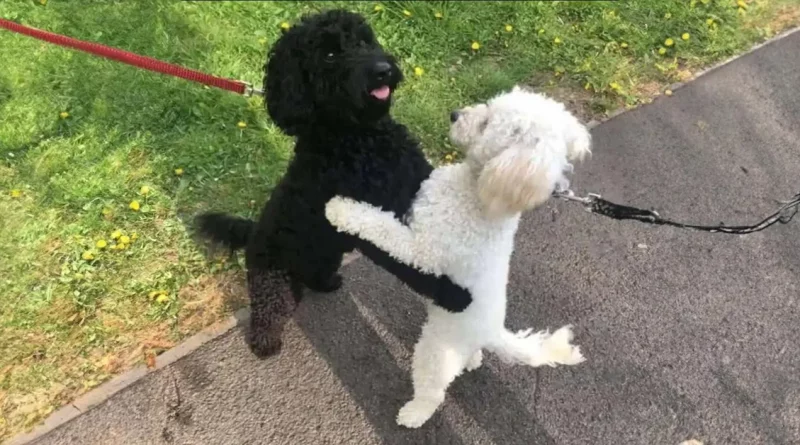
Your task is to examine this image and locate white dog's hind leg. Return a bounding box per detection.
[489,325,585,368]
[397,323,470,428]
[465,350,483,372]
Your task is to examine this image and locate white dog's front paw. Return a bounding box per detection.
[324,196,355,231]
[465,350,483,372]
[396,399,441,428]
[537,325,585,367]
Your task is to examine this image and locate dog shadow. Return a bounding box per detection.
[295,258,560,445]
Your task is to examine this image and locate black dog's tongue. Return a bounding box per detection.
[370,85,390,100]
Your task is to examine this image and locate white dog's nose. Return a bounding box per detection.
[450,111,459,123]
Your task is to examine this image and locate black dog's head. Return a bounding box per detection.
[264,10,403,136]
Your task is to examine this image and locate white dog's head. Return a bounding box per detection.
[449,85,592,218]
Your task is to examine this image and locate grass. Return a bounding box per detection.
[0,0,797,439]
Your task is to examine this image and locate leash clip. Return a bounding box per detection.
[243,82,264,98]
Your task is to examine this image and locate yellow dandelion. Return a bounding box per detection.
[374,4,383,12]
[620,42,629,48]
[280,22,290,31]
[10,189,22,198]
[706,18,715,25]
[609,82,622,91]
[96,240,108,249]
[504,24,513,32]
[156,294,170,304]
[538,29,545,34]
[665,89,674,96]
[258,37,268,46]
[553,37,562,44]
[139,185,150,195]
[471,41,481,50]
[39,0,47,5]
[434,11,443,19]
[101,207,112,217]
[111,230,122,240]
[658,47,667,55]
[413,66,424,77]
[119,235,131,245]
[129,200,140,211]
[82,251,95,261]
[174,168,184,176]
[444,154,453,161]
[237,121,247,129]
[402,9,412,17]
[59,111,69,119]
[665,38,674,47]
[682,33,690,41]
[736,0,747,8]
[664,12,672,19]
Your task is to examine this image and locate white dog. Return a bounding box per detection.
[325,86,591,428]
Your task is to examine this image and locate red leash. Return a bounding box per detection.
[0,18,263,97]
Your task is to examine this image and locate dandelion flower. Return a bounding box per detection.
[10,189,22,198]
[139,185,150,195]
[665,89,674,96]
[736,0,747,8]
[414,66,424,77]
[59,111,69,119]
[471,41,481,50]
[119,235,131,245]
[554,37,562,44]
[402,9,412,17]
[706,18,715,25]
[538,29,545,34]
[609,82,621,91]
[82,251,95,261]
[665,38,674,47]
[237,121,247,129]
[620,42,629,48]
[444,154,453,161]
[156,294,170,304]
[101,208,112,217]
[280,22,290,31]
[96,240,108,249]
[258,37,268,46]
[174,168,184,176]
[39,0,47,5]
[682,33,690,41]
[111,230,122,240]
[658,47,667,55]
[129,200,140,211]
[434,11,443,19]
[374,4,383,12]
[664,12,672,19]
[504,24,513,32]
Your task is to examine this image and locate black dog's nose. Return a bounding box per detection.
[450,111,460,123]
[373,61,392,79]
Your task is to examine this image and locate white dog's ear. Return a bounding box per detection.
[477,145,557,218]
[565,118,592,162]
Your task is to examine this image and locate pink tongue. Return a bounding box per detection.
[370,85,391,100]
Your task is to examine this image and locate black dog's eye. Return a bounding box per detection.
[324,52,336,63]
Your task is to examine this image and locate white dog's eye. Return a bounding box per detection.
[324,52,336,63]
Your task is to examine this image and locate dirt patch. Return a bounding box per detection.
[176,270,247,335]
[770,5,800,33]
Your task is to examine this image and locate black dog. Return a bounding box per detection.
[197,10,471,358]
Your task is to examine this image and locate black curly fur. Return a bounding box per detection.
[196,10,472,358]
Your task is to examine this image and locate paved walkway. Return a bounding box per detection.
[24,30,800,445]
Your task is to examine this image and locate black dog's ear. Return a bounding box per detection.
[263,30,312,136]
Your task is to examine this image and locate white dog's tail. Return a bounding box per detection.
[489,325,585,368]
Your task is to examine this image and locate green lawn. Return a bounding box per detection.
[1,0,797,439]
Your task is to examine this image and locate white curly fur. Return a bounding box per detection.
[325,86,590,428]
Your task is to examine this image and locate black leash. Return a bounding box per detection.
[553,190,800,234]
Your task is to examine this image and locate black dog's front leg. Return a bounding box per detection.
[355,240,472,312]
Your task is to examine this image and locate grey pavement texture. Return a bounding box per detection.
[26,30,800,445]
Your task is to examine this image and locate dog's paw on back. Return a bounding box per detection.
[539,325,585,366]
[305,273,344,293]
[246,329,283,359]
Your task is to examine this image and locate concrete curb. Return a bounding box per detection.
[6,24,798,445]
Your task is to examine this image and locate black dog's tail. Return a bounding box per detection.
[195,212,255,251]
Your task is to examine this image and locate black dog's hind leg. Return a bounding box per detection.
[246,267,303,358]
